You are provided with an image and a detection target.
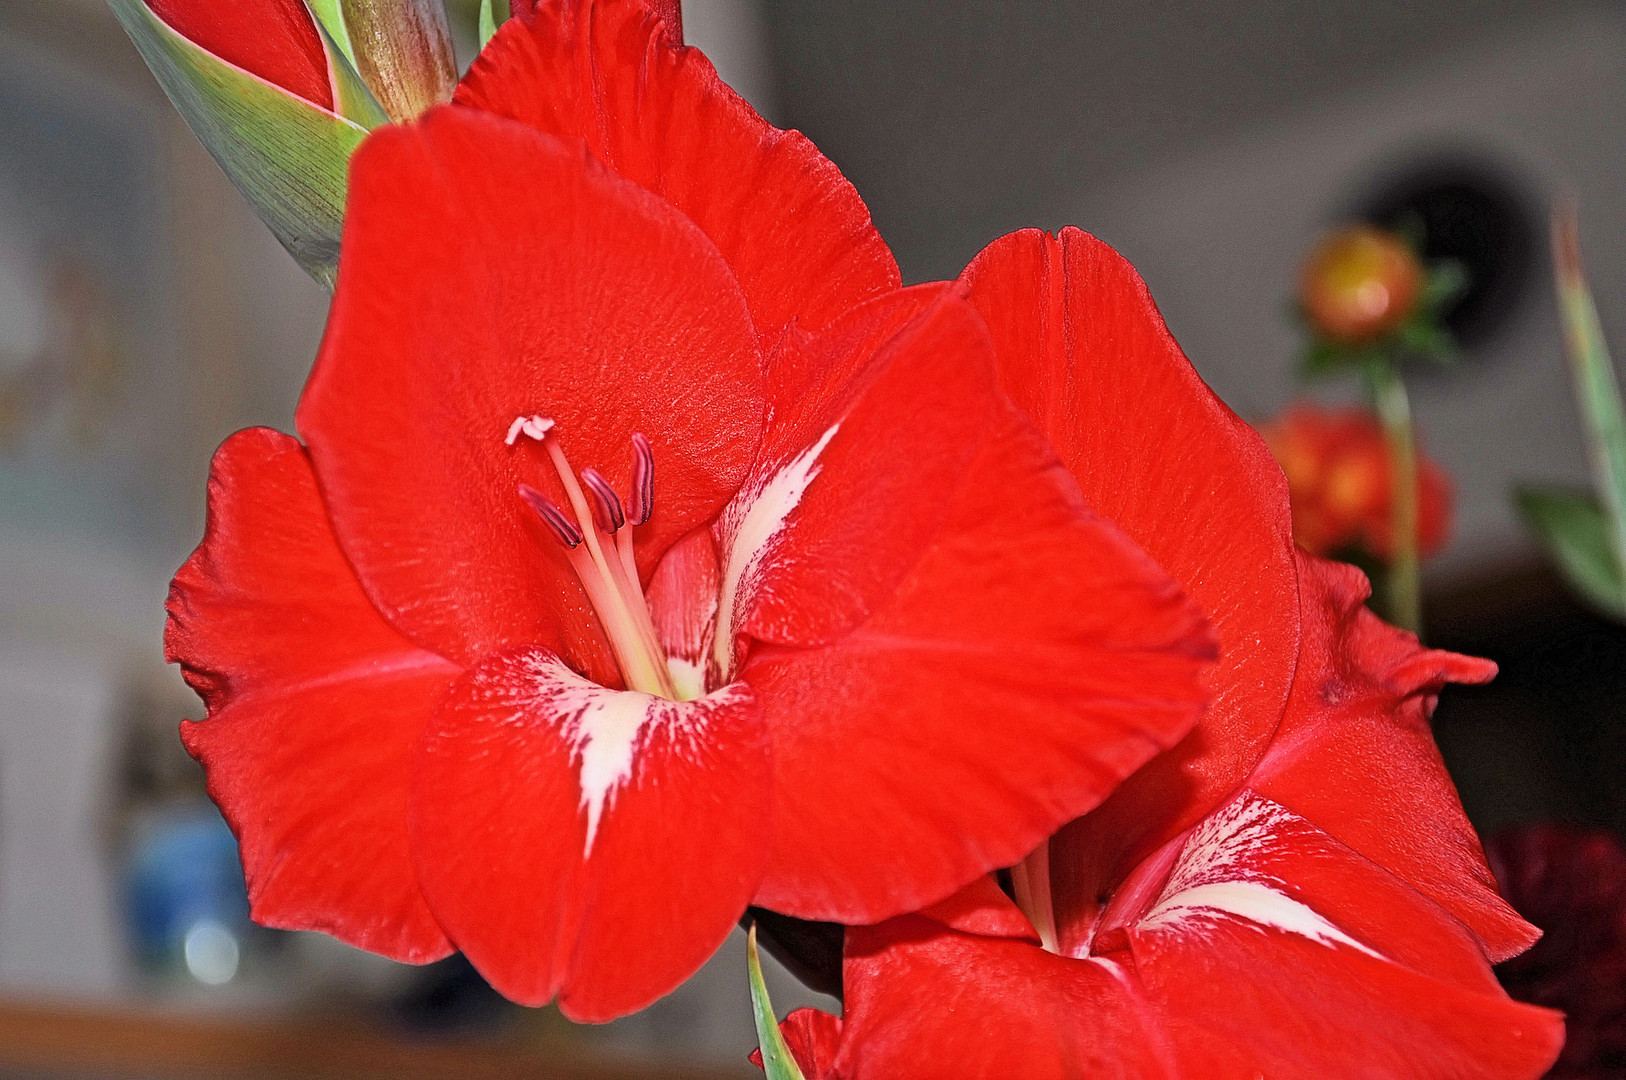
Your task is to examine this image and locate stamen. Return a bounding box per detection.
[518,483,583,548]
[506,417,681,699]
[506,414,556,446]
[580,468,626,534]
[629,433,655,526]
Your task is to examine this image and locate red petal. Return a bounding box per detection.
[960,227,1299,931]
[752,1009,843,1078]
[409,648,771,1020]
[148,0,333,108]
[747,405,1214,922]
[1117,792,1562,1079]
[456,0,899,340]
[1248,552,1533,960]
[298,107,763,675]
[830,791,1562,1080]
[840,918,1176,1080]
[166,428,455,963]
[720,288,998,655]
[917,876,1041,943]
[643,528,720,695]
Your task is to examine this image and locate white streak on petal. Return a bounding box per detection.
[1140,881,1383,959]
[713,423,840,675]
[571,689,659,855]
[1138,791,1385,959]
[1161,795,1287,896]
[521,654,747,858]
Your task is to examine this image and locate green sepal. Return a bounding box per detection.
[748,924,808,1080]
[1515,485,1626,618]
[107,0,368,287]
[479,0,508,46]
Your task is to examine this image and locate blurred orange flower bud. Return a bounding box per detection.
[1260,402,1451,560]
[1299,225,1425,344]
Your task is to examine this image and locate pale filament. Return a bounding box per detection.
[1010,839,1061,954]
[510,417,682,700]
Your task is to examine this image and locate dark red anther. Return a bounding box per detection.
[580,468,626,534]
[518,484,583,548]
[629,433,655,526]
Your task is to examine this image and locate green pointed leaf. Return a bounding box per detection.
[748,924,808,1080]
[1516,485,1626,617]
[107,0,368,287]
[479,0,507,46]
[1553,207,1626,603]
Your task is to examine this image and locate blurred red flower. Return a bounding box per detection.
[1261,401,1453,560]
[758,231,1561,1080]
[167,0,1215,1023]
[1490,825,1626,1080]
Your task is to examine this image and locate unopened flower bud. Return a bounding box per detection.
[1299,225,1425,344]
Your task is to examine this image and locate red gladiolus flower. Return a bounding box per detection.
[166,4,1218,1021]
[1261,401,1453,560]
[759,231,1563,1080]
[147,0,334,109]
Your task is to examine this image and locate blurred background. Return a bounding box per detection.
[0,0,1622,1075]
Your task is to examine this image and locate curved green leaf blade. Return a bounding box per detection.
[1554,206,1626,601]
[106,0,369,287]
[1515,485,1626,617]
[748,924,808,1080]
[479,0,507,47]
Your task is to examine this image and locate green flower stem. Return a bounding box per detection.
[1367,360,1422,635]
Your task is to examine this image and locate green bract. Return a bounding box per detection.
[307,0,458,123]
[107,0,375,287]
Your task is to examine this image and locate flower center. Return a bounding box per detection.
[507,415,684,700]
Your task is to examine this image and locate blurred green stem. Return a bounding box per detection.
[1367,360,1421,634]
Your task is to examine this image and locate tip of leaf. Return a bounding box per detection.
[748,923,808,1080]
[1553,200,1583,289]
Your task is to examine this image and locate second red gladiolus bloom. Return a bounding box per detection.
[166,3,1217,1021]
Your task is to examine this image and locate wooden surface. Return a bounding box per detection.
[0,1000,737,1080]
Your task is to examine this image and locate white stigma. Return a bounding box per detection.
[505,414,556,446]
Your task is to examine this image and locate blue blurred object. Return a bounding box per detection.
[123,804,252,984]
